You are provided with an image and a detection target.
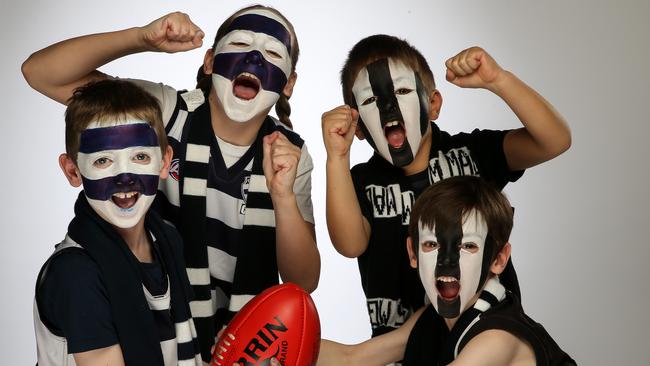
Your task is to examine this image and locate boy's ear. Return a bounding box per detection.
[282,72,297,98]
[406,237,418,269]
[354,120,366,140]
[203,49,214,75]
[428,89,443,121]
[159,146,173,179]
[59,153,82,188]
[490,242,512,275]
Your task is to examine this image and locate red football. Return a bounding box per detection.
[210,283,321,366]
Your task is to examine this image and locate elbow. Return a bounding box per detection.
[551,127,572,158]
[21,54,36,87]
[333,244,364,259]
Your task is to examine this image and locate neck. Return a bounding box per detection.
[208,91,267,146]
[401,128,432,176]
[113,218,152,263]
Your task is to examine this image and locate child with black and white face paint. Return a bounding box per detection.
[317,176,575,366]
[321,34,572,340]
[23,6,319,363]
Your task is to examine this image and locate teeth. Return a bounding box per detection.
[112,192,137,199]
[239,72,259,81]
[385,121,399,127]
[437,276,457,282]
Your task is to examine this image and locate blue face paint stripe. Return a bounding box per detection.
[225,13,291,53]
[82,173,160,201]
[79,124,159,154]
[213,51,288,94]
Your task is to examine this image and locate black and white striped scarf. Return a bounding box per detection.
[67,193,201,365]
[173,101,303,361]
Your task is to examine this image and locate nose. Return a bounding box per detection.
[114,173,136,187]
[244,51,264,66]
[381,100,397,113]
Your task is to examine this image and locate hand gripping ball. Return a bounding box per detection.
[210,283,321,366]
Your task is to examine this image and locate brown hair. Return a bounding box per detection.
[65,79,167,162]
[196,5,300,128]
[408,176,513,261]
[341,34,436,109]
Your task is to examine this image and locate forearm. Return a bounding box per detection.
[325,157,370,258]
[490,71,571,170]
[22,27,145,104]
[73,344,125,366]
[273,193,320,292]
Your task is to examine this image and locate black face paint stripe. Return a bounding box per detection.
[366,58,413,166]
[366,59,404,126]
[225,13,291,54]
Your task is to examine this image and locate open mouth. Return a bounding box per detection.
[111,191,140,210]
[233,72,261,100]
[384,121,406,150]
[436,276,460,301]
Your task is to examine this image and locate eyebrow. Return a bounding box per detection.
[225,13,292,53]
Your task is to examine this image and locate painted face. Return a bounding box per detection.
[212,9,293,122]
[417,210,494,318]
[352,58,430,167]
[77,120,162,229]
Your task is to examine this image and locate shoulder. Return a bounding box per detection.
[453,329,535,365]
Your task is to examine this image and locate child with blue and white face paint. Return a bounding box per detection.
[23,6,319,363]
[33,80,203,366]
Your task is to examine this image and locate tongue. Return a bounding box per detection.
[437,281,460,299]
[386,128,405,149]
[234,84,258,100]
[112,195,138,209]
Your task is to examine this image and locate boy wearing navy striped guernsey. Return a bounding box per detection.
[318,176,575,365]
[33,80,202,366]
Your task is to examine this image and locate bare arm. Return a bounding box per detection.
[317,306,425,366]
[450,329,535,366]
[445,47,571,171]
[22,12,204,105]
[322,106,371,258]
[73,344,126,366]
[264,132,320,292]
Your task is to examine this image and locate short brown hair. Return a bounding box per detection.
[65,79,167,162]
[341,34,436,109]
[408,176,513,261]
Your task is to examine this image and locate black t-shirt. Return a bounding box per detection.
[351,122,524,337]
[39,240,172,354]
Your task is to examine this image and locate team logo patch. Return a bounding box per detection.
[169,159,180,181]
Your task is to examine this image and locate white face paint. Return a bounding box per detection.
[212,9,293,122]
[352,58,429,166]
[77,120,163,229]
[417,210,489,318]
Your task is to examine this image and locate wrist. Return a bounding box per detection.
[326,154,351,169]
[487,70,516,95]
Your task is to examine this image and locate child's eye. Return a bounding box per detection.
[230,41,249,47]
[422,241,439,252]
[461,242,479,253]
[395,88,413,95]
[361,96,377,106]
[266,49,282,59]
[93,157,112,168]
[133,153,151,164]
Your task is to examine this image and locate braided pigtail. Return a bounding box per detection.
[195,64,212,96]
[274,93,293,129]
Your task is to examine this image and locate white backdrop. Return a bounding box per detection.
[2,0,649,364]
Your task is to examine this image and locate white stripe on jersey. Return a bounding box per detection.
[168,109,188,141]
[208,246,237,282]
[243,207,275,227]
[189,298,216,318]
[206,188,245,229]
